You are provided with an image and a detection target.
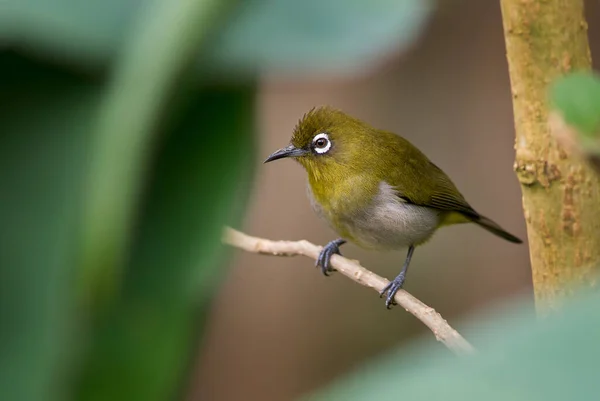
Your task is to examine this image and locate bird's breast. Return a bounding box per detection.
[308,180,441,250]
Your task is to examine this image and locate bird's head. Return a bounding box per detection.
[264,106,370,181]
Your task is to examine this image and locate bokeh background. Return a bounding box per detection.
[191,1,600,400]
[4,0,600,400]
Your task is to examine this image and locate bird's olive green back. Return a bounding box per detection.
[290,106,479,220]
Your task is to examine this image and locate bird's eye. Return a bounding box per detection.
[312,133,331,154]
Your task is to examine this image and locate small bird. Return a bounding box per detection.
[264,106,522,308]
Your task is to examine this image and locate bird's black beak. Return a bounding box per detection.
[263,145,308,163]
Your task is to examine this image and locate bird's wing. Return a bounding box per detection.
[421,162,479,217]
[372,130,479,218]
[390,156,479,218]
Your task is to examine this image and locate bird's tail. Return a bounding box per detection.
[473,215,523,244]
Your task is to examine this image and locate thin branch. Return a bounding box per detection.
[222,227,475,356]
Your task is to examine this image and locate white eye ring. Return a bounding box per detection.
[312,133,331,154]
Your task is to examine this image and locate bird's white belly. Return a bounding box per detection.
[346,196,440,249]
[309,181,441,250]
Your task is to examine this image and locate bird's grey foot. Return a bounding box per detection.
[316,238,346,276]
[379,245,414,309]
[379,273,406,309]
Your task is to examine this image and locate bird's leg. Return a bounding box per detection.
[379,245,415,309]
[316,238,346,276]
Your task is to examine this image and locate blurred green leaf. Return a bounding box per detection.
[77,84,255,401]
[70,0,257,399]
[550,71,600,144]
[0,51,255,401]
[1,0,433,76]
[2,1,256,400]
[78,0,236,311]
[308,290,600,401]
[0,52,99,401]
[209,0,434,75]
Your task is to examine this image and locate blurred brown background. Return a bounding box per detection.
[191,1,600,400]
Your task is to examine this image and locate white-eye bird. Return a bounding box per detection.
[264,106,522,308]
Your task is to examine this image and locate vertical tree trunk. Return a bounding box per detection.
[500,0,600,314]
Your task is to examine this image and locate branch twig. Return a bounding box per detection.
[222,227,475,356]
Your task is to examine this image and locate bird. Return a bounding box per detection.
[264,106,522,308]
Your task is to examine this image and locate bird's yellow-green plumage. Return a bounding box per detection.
[264,105,522,307]
[286,106,521,248]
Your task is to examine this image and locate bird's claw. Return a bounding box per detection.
[379,274,406,309]
[316,239,346,276]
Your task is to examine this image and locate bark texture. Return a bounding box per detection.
[500,0,600,314]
